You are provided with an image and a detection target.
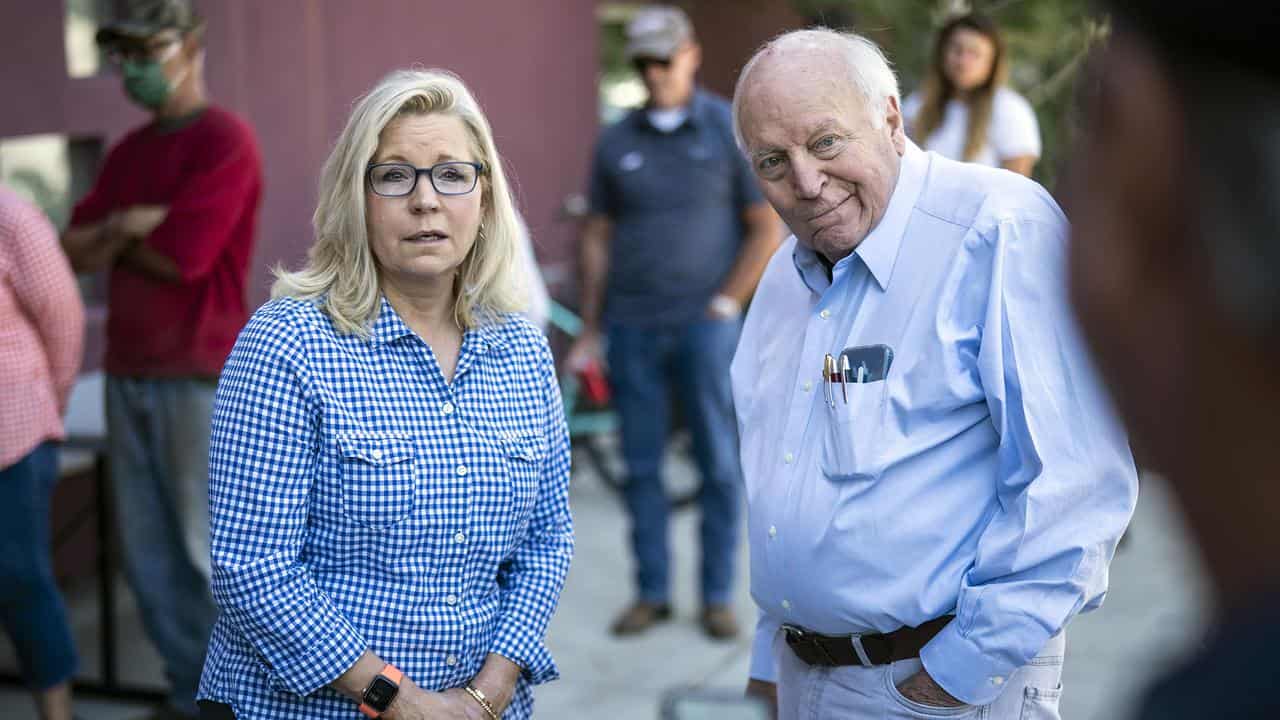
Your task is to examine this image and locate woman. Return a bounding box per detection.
[903,13,1041,176]
[0,184,84,720]
[196,69,573,720]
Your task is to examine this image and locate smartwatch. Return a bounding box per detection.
[358,663,403,718]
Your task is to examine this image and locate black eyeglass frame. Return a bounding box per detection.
[365,161,486,198]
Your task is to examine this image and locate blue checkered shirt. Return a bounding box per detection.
[197,296,573,719]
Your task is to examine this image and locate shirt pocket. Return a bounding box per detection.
[335,432,418,530]
[821,380,889,481]
[496,430,546,520]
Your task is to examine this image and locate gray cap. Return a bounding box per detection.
[96,0,202,46]
[625,5,694,60]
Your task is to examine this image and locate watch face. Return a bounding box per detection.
[364,675,399,711]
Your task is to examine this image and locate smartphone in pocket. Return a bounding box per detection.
[840,344,894,383]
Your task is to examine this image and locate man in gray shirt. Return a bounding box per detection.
[569,5,781,639]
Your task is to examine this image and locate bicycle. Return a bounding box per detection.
[548,300,701,509]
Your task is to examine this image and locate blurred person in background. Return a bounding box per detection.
[903,13,1041,176]
[514,213,551,332]
[195,69,573,720]
[731,28,1136,719]
[0,185,85,720]
[568,4,782,640]
[1066,4,1280,719]
[59,1,262,717]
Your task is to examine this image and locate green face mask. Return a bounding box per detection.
[122,59,175,110]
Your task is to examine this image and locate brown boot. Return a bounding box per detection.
[700,605,740,640]
[610,601,673,636]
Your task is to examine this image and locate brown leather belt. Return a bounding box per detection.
[783,616,953,667]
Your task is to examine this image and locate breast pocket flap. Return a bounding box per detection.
[336,432,414,466]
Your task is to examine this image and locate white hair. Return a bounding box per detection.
[732,28,901,149]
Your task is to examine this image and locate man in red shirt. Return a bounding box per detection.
[61,2,261,717]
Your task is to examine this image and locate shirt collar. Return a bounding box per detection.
[790,139,930,293]
[368,295,507,353]
[369,295,415,344]
[852,139,929,290]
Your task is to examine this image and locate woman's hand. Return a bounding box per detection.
[469,653,522,716]
[442,687,497,719]
[384,683,488,720]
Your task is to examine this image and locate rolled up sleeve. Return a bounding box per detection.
[490,342,574,684]
[208,307,367,696]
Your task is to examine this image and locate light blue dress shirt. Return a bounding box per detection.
[730,141,1138,705]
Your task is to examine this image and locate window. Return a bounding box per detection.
[597,3,649,125]
[1,133,106,302]
[65,0,113,78]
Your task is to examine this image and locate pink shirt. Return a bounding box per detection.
[0,186,84,469]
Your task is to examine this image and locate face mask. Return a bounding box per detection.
[121,43,188,111]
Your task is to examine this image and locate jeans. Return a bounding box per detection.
[606,317,744,606]
[775,630,1065,720]
[106,376,219,715]
[0,442,78,690]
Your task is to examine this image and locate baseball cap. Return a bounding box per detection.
[625,5,694,60]
[96,0,202,46]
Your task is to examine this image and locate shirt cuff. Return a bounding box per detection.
[490,632,558,686]
[749,614,781,682]
[918,620,1020,706]
[262,618,367,697]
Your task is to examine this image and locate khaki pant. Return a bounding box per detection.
[775,631,1065,719]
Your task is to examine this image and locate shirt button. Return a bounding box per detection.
[802,381,813,392]
[370,448,383,461]
[819,309,830,319]
[454,532,466,544]
[441,401,455,415]
[446,594,458,606]
[781,600,792,610]
[456,465,468,476]
[783,452,794,464]
[445,654,458,667]
[768,525,777,538]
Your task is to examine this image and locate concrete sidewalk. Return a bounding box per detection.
[1,457,1208,719]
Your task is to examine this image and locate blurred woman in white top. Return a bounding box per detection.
[903,13,1041,176]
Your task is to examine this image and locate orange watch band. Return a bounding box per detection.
[358,663,404,718]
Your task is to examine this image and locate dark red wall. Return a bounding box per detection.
[685,0,806,99]
[0,0,598,313]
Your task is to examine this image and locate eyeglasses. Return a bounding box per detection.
[632,56,672,74]
[104,36,181,67]
[366,161,484,198]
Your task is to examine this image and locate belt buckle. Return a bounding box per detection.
[782,624,840,666]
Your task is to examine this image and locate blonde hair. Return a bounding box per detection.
[272,68,526,334]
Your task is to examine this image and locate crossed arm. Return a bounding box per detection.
[62,204,181,282]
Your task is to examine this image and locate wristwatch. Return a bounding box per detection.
[359,664,403,718]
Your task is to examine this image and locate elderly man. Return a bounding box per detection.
[1065,4,1280,719]
[729,29,1137,719]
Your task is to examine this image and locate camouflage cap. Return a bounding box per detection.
[95,0,202,46]
[625,5,694,60]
